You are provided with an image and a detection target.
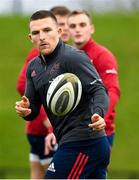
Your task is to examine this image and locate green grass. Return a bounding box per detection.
[0,16,31,178]
[0,12,139,178]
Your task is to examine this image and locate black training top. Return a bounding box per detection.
[24,40,109,145]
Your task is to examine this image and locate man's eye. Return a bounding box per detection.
[59,23,65,27]
[44,28,51,32]
[32,31,39,35]
[80,23,86,27]
[69,24,76,29]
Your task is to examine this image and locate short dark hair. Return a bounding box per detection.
[68,10,90,19]
[30,10,57,24]
[68,10,92,24]
[50,6,71,16]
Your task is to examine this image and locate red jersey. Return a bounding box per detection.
[82,39,120,135]
[17,48,51,135]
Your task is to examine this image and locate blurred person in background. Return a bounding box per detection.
[68,10,120,151]
[50,6,71,43]
[16,6,71,179]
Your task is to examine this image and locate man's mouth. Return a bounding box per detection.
[75,34,82,38]
[40,43,49,48]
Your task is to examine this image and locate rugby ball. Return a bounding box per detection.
[47,73,82,116]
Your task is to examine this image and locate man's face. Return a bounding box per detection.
[68,14,94,47]
[29,17,61,55]
[56,15,70,43]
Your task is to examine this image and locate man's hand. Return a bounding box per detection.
[15,96,31,117]
[45,133,57,155]
[88,113,106,131]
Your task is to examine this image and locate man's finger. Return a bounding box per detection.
[52,137,56,145]
[45,147,50,155]
[91,113,99,122]
[22,96,28,103]
[15,106,31,117]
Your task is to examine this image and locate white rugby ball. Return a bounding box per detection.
[47,73,82,116]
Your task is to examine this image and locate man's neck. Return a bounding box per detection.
[74,41,88,50]
[74,44,82,49]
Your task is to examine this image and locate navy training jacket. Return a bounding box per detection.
[24,40,109,145]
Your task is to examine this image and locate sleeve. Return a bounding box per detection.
[16,60,28,96]
[24,62,41,121]
[38,106,53,129]
[63,50,109,118]
[16,48,39,96]
[96,51,120,120]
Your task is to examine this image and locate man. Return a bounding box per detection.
[68,10,120,148]
[15,10,110,179]
[16,6,71,179]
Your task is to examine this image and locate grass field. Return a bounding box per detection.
[0,12,139,178]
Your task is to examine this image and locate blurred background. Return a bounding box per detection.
[0,0,139,178]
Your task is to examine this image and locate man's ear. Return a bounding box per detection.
[58,27,62,36]
[90,24,95,35]
[28,33,33,43]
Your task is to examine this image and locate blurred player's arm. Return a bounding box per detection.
[17,48,39,96]
[40,109,53,134]
[98,52,120,122]
[42,110,55,155]
[45,133,57,155]
[17,62,28,96]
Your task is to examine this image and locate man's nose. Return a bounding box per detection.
[64,24,69,31]
[75,25,80,32]
[39,31,45,40]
